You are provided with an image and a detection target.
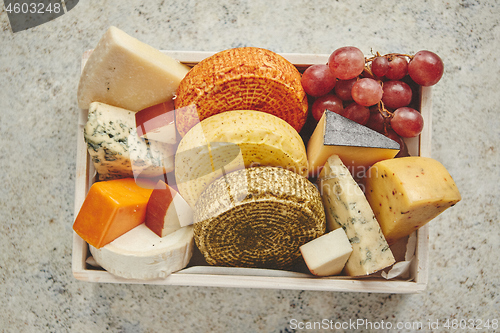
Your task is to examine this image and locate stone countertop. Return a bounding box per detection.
[1,0,498,331]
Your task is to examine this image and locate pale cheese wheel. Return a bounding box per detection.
[89,224,194,280]
[174,47,308,137]
[174,110,309,207]
[193,167,326,270]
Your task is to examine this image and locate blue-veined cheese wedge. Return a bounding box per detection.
[318,155,395,276]
[84,102,175,181]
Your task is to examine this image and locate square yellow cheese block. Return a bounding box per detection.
[73,178,153,249]
[318,155,395,276]
[78,26,190,111]
[300,228,353,276]
[365,156,461,244]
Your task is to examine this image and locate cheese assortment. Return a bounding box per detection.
[73,27,461,283]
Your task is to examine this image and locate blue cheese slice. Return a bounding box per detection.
[317,154,395,276]
[84,102,175,181]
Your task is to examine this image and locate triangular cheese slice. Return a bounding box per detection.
[307,111,400,179]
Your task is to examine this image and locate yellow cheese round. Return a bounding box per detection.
[193,167,326,270]
[174,47,308,137]
[174,110,309,207]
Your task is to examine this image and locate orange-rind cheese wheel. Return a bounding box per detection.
[174,47,308,137]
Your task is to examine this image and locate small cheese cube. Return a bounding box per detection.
[365,156,461,244]
[73,178,153,248]
[78,26,190,111]
[307,110,400,178]
[318,155,395,276]
[300,228,353,276]
[145,180,193,237]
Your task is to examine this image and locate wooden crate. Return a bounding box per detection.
[72,51,431,293]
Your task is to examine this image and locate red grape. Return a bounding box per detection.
[385,56,408,80]
[371,56,389,77]
[351,78,383,106]
[334,78,357,101]
[301,64,337,97]
[381,80,413,109]
[328,46,365,80]
[408,50,444,86]
[341,102,370,125]
[385,128,406,151]
[366,111,386,133]
[311,93,344,121]
[390,107,424,138]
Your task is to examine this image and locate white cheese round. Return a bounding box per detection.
[89,224,194,280]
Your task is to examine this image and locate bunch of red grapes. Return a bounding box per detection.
[301,46,443,147]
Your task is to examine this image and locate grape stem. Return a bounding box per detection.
[365,52,414,63]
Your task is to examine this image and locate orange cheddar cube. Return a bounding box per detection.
[73,178,153,248]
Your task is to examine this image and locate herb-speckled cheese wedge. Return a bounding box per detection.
[365,156,461,244]
[84,102,175,180]
[318,155,395,276]
[175,110,308,207]
[194,167,325,270]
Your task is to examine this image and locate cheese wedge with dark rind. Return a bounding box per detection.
[193,167,326,270]
[307,110,400,178]
[174,47,308,137]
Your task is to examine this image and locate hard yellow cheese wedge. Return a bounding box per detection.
[78,26,190,111]
[175,110,308,207]
[318,155,395,276]
[365,156,461,244]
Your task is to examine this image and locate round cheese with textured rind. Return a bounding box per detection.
[193,167,325,270]
[89,224,194,280]
[174,110,309,207]
[174,47,308,137]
